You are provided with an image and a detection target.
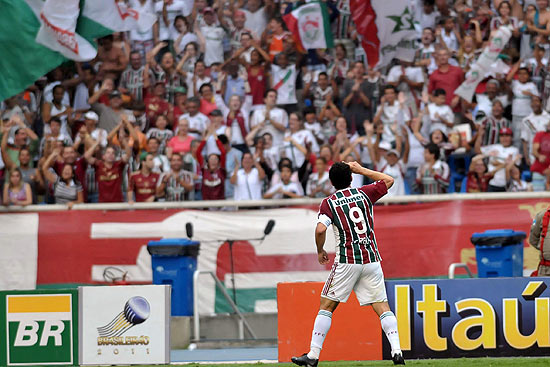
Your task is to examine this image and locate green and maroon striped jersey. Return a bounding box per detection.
[317,181,387,264]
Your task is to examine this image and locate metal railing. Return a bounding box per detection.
[448,263,474,279]
[1,191,550,212]
[192,270,257,342]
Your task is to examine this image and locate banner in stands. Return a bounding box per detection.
[385,278,550,358]
[0,289,78,366]
[79,285,170,365]
[0,199,548,314]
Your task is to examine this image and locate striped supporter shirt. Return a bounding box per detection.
[317,181,387,264]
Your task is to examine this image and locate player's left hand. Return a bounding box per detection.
[318,250,329,265]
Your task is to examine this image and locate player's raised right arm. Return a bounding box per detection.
[347,161,394,189]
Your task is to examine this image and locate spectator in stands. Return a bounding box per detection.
[373,85,410,145]
[466,154,493,193]
[416,143,450,194]
[156,153,195,201]
[95,35,128,81]
[477,100,510,147]
[196,130,226,200]
[508,66,538,147]
[84,133,132,203]
[283,112,318,170]
[3,168,32,206]
[80,111,108,148]
[342,62,372,135]
[89,86,132,132]
[428,49,464,113]
[180,96,209,139]
[506,156,532,191]
[475,127,519,192]
[521,95,550,168]
[167,119,194,156]
[530,120,550,191]
[42,150,84,208]
[250,89,288,147]
[263,164,303,199]
[128,153,160,203]
[145,137,170,174]
[1,115,39,167]
[39,118,72,157]
[196,7,225,67]
[119,50,153,103]
[41,85,74,137]
[230,151,265,200]
[145,81,174,127]
[306,156,333,198]
[474,79,509,118]
[424,88,455,136]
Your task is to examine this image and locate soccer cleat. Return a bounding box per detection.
[391,352,405,365]
[291,353,319,367]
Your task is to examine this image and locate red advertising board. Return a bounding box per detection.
[24,198,549,285]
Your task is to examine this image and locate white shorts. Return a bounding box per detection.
[321,262,387,306]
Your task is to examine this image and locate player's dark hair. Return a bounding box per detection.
[433,88,446,97]
[425,143,440,160]
[329,162,352,190]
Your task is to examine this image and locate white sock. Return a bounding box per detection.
[307,310,332,359]
[380,311,401,356]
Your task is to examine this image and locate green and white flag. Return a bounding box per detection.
[283,1,334,51]
[0,0,155,101]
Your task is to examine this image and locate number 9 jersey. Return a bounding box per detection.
[317,180,388,264]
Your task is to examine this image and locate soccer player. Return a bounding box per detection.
[291,161,405,366]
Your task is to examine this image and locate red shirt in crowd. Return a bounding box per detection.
[466,171,491,193]
[94,160,125,203]
[428,65,464,111]
[144,96,171,128]
[247,66,267,106]
[196,138,226,200]
[129,171,160,202]
[530,131,550,174]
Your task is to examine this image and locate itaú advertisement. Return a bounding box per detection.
[79,285,170,365]
[385,278,550,359]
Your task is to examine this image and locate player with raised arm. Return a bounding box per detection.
[291,161,405,366]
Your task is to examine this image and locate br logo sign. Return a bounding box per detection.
[3,292,77,366]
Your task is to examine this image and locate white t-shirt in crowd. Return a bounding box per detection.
[475,93,509,117]
[179,112,209,139]
[282,129,319,168]
[201,25,225,67]
[250,107,289,148]
[511,80,538,117]
[265,180,304,199]
[271,64,297,105]
[481,144,519,187]
[233,168,263,200]
[379,160,406,197]
[129,0,155,41]
[241,7,267,39]
[426,103,454,135]
[521,110,550,162]
[376,101,411,143]
[154,0,186,40]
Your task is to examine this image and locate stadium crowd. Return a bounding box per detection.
[2,0,550,207]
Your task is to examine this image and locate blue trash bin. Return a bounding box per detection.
[147,239,200,316]
[470,229,526,278]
